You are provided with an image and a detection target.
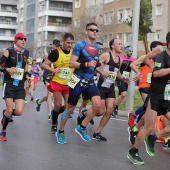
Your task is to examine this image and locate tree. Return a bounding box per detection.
[124,0,153,54]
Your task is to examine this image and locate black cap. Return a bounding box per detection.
[166,31,170,43]
[50,39,61,46]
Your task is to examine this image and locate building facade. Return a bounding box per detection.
[18,0,72,61]
[72,0,170,56]
[0,0,18,52]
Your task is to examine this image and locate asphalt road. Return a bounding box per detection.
[0,82,170,170]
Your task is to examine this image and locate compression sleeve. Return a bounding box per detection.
[0,55,8,66]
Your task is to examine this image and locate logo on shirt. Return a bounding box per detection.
[155,62,162,67]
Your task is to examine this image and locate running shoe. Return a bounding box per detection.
[144,135,155,156]
[163,139,170,149]
[92,132,107,141]
[0,131,8,141]
[127,127,138,145]
[35,98,41,112]
[9,115,14,122]
[127,150,144,165]
[50,125,57,134]
[90,118,94,125]
[75,125,91,141]
[128,112,136,127]
[31,96,34,101]
[25,98,28,104]
[48,114,52,121]
[69,111,74,118]
[55,131,67,144]
[77,108,87,125]
[113,105,118,115]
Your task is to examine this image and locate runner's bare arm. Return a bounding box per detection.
[143,46,163,70]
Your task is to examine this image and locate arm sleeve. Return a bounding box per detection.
[48,49,59,63]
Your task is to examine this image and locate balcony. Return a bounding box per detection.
[0,9,17,13]
[38,8,72,18]
[0,21,17,29]
[48,7,72,12]
[0,11,18,18]
[0,33,15,41]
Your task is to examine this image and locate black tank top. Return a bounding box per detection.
[97,52,120,89]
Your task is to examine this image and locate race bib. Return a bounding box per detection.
[106,72,117,83]
[59,68,71,79]
[67,74,80,89]
[147,73,152,83]
[122,71,130,79]
[164,84,170,100]
[11,68,24,80]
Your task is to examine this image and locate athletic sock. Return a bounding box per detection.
[165,137,170,143]
[149,134,158,141]
[132,126,138,132]
[59,130,64,134]
[2,114,10,130]
[80,124,86,129]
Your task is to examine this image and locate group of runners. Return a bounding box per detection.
[0,22,170,166]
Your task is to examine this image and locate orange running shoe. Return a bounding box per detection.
[128,112,136,127]
[0,131,8,141]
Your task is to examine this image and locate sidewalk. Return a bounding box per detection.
[76,103,129,117]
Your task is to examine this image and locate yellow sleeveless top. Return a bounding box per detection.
[52,47,73,85]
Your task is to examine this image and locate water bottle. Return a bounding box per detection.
[90,56,99,71]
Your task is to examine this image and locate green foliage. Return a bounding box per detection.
[124,0,153,54]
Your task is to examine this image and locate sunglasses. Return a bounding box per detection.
[87,28,99,33]
[18,37,26,41]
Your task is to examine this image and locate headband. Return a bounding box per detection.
[125,46,133,53]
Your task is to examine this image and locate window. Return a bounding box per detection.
[74,19,80,27]
[103,34,113,47]
[125,8,131,21]
[75,0,81,8]
[56,3,63,9]
[124,33,131,45]
[118,10,123,22]
[92,0,97,5]
[104,11,114,25]
[117,8,132,23]
[117,33,123,42]
[155,30,161,40]
[39,17,42,26]
[156,4,162,15]
[104,0,114,4]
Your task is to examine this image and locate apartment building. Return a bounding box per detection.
[72,0,170,55]
[18,0,72,61]
[0,0,18,52]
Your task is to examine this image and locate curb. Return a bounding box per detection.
[76,103,129,118]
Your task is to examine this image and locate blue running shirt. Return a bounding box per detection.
[72,40,100,79]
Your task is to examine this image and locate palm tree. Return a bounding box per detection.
[124,0,153,54]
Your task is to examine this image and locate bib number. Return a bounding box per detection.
[147,73,152,83]
[164,84,170,100]
[11,68,24,80]
[59,68,71,79]
[106,72,117,83]
[67,74,80,89]
[122,71,130,79]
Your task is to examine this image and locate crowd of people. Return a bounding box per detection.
[0,22,170,166]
